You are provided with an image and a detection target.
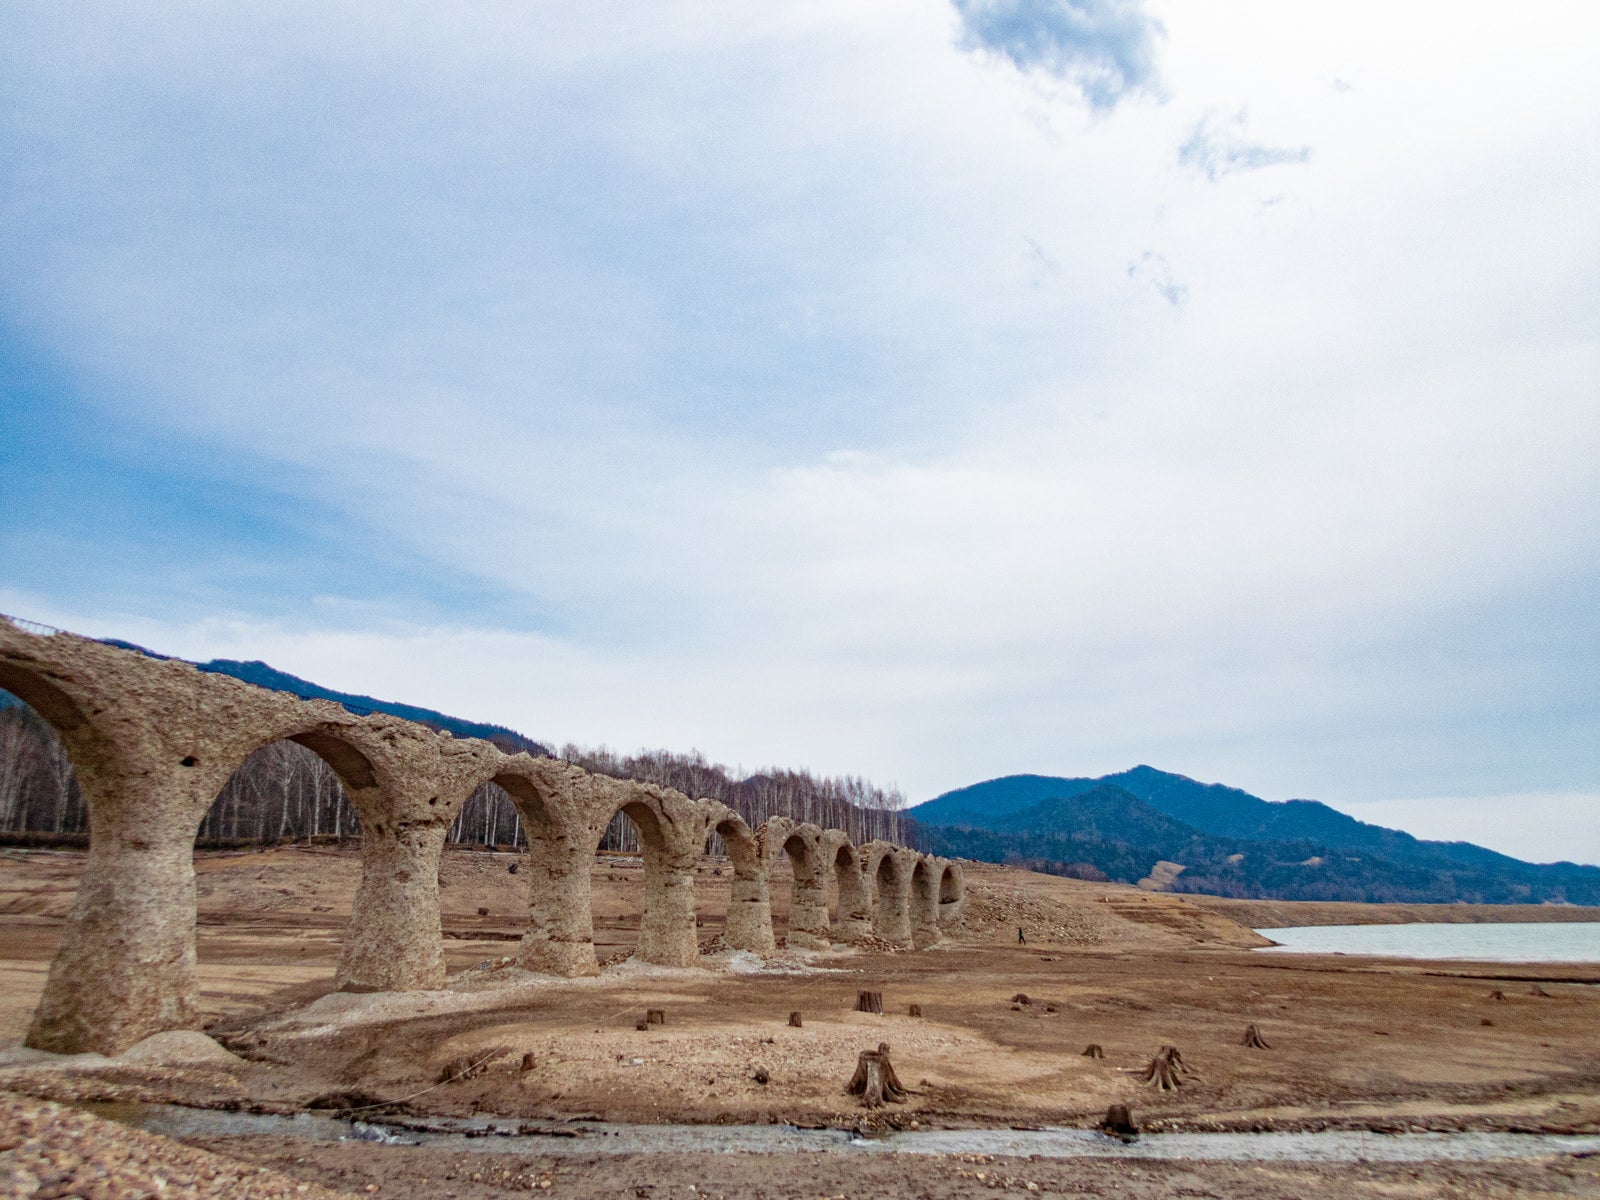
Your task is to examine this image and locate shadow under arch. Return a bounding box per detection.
[938,861,964,928]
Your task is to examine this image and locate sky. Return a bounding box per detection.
[1,1,1598,864]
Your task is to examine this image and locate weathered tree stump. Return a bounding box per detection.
[1241,1023,1271,1050]
[1081,1043,1104,1059]
[646,1008,666,1026]
[437,1044,509,1084]
[909,1004,922,1018]
[846,1042,907,1108]
[855,990,884,1014]
[1098,1103,1138,1140]
[789,1011,804,1028]
[1137,1045,1197,1091]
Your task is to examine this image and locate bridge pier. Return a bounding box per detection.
[27,766,205,1055]
[824,834,873,944]
[336,818,451,992]
[718,817,776,956]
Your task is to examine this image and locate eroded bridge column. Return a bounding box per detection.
[27,766,204,1055]
[825,836,873,944]
[718,817,776,956]
[637,832,701,967]
[787,842,831,950]
[336,815,450,992]
[518,821,600,976]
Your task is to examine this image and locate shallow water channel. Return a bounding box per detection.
[84,1102,1600,1164]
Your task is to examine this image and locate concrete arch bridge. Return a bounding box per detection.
[0,619,963,1055]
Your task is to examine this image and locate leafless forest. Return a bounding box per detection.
[0,694,905,852]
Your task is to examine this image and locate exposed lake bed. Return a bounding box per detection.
[6,848,1600,1198]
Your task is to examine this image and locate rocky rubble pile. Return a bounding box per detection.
[0,1091,351,1199]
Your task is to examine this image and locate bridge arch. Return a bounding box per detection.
[910,856,942,947]
[709,810,774,955]
[861,842,913,946]
[938,860,965,928]
[819,830,871,944]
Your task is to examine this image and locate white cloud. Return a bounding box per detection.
[1,1,1598,861]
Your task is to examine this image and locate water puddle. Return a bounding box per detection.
[79,1102,1600,1163]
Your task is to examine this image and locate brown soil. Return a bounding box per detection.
[4,845,1600,1200]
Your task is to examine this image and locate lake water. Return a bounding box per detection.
[1255,921,1600,964]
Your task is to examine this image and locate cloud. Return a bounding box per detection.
[1,2,1599,864]
[1126,250,1186,307]
[1178,109,1312,181]
[952,0,1164,109]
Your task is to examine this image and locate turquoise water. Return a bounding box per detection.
[1255,921,1600,963]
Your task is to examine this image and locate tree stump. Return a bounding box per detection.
[846,1043,907,1108]
[1010,993,1031,1005]
[909,1004,922,1018]
[646,1009,666,1026]
[789,1011,804,1028]
[1081,1043,1104,1059]
[1241,1023,1271,1050]
[855,990,884,1014]
[1138,1046,1197,1091]
[1097,1103,1138,1140]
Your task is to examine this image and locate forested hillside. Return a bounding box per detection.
[908,769,1600,905]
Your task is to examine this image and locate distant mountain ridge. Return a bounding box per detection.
[98,639,549,755]
[907,768,1600,905]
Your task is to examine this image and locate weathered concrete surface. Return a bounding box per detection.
[938,860,966,929]
[821,829,872,944]
[0,618,952,1053]
[715,814,775,955]
[862,842,917,947]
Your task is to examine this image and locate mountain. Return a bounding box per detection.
[907,767,1600,905]
[97,639,549,755]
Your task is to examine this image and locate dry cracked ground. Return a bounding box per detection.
[3,844,1600,1199]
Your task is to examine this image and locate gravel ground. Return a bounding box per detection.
[0,1091,354,1199]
